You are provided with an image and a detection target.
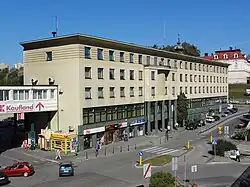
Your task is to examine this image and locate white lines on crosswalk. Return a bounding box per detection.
[141,146,179,155]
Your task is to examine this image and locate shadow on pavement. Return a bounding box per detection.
[231,165,250,187]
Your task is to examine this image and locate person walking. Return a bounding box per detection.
[95,141,100,157]
[236,149,240,162]
[55,148,62,160]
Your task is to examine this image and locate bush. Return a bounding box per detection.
[212,139,237,156]
[149,171,183,187]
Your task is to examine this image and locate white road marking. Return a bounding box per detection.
[141,146,179,155]
[1,154,22,162]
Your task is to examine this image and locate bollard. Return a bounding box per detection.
[104,147,107,156]
[113,147,115,154]
[128,145,130,151]
[187,141,190,150]
[160,138,162,144]
[85,151,88,160]
[135,144,137,150]
[120,146,122,152]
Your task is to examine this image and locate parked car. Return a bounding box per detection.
[206,116,215,123]
[222,111,229,117]
[59,161,74,177]
[0,171,9,185]
[212,115,220,121]
[3,162,34,177]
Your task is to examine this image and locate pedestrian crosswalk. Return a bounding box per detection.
[141,146,179,155]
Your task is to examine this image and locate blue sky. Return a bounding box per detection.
[0,0,249,65]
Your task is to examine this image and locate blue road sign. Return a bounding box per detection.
[212,139,217,145]
[138,151,143,156]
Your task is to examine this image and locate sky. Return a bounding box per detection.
[0,0,250,65]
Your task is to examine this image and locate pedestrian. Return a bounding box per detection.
[236,149,240,162]
[95,142,100,157]
[55,148,62,160]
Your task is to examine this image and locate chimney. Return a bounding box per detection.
[211,53,213,56]
[52,31,57,37]
[229,46,233,50]
[204,53,208,56]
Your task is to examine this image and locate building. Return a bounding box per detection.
[0,63,9,70]
[202,47,249,84]
[14,63,24,70]
[21,34,229,150]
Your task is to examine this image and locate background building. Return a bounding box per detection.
[21,34,229,150]
[0,63,9,70]
[202,47,249,84]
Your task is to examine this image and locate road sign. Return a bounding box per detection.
[191,165,197,173]
[172,157,178,171]
[212,139,217,145]
[224,126,229,135]
[138,151,143,156]
[143,163,152,178]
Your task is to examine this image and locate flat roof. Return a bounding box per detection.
[20,33,229,67]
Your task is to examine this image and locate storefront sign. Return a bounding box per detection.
[130,119,145,126]
[83,126,105,135]
[119,122,128,128]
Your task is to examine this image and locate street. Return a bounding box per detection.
[0,109,249,187]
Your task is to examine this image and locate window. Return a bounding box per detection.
[120,87,125,97]
[151,71,155,80]
[198,86,201,93]
[129,53,134,63]
[13,90,18,100]
[146,56,150,65]
[190,63,192,70]
[84,47,91,58]
[109,69,115,80]
[180,61,183,69]
[203,65,205,71]
[199,75,201,82]
[95,108,106,123]
[190,87,192,94]
[190,75,192,82]
[199,64,201,71]
[154,57,157,66]
[210,86,212,93]
[194,63,197,71]
[109,50,114,61]
[118,106,127,119]
[174,60,177,68]
[167,59,171,66]
[97,49,103,60]
[223,54,228,59]
[207,86,209,93]
[172,87,175,95]
[172,73,175,81]
[185,87,188,94]
[234,53,238,59]
[185,62,188,69]
[138,55,142,64]
[214,55,218,60]
[109,87,115,98]
[43,90,47,99]
[139,87,143,96]
[180,86,183,93]
[139,71,143,80]
[194,75,197,82]
[210,76,212,82]
[180,74,183,82]
[120,52,124,62]
[46,52,52,61]
[203,86,205,93]
[98,68,103,79]
[98,87,104,98]
[38,90,42,99]
[165,87,168,95]
[85,67,91,79]
[194,87,197,94]
[120,69,125,80]
[50,89,55,99]
[85,87,91,99]
[185,74,188,82]
[130,70,134,80]
[151,87,155,96]
[207,76,209,82]
[130,87,135,97]
[203,75,205,82]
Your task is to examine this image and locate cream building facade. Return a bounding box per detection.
[21,34,229,149]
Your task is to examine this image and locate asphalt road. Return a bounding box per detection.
[1,109,249,187]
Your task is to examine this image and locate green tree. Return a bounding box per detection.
[152,42,201,57]
[177,92,188,127]
[212,139,237,156]
[149,171,183,187]
[0,67,23,85]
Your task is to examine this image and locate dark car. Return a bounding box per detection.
[0,171,10,185]
[59,161,74,177]
[185,122,197,130]
[212,115,220,121]
[197,120,205,127]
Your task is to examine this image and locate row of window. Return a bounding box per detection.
[177,73,227,83]
[84,85,227,100]
[0,89,55,101]
[83,47,227,74]
[214,53,239,60]
[83,104,145,124]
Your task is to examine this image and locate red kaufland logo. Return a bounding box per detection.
[0,105,5,112]
[6,104,33,112]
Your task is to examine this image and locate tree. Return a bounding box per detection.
[211,139,237,156]
[152,42,201,57]
[149,171,183,187]
[0,67,23,85]
[177,92,188,127]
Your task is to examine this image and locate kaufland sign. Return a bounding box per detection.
[0,101,55,113]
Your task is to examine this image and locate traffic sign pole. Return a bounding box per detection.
[139,156,142,166]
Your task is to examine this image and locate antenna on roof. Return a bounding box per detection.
[164,20,166,47]
[51,16,58,37]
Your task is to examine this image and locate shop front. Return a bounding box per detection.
[104,122,127,144]
[128,119,145,138]
[83,126,105,149]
